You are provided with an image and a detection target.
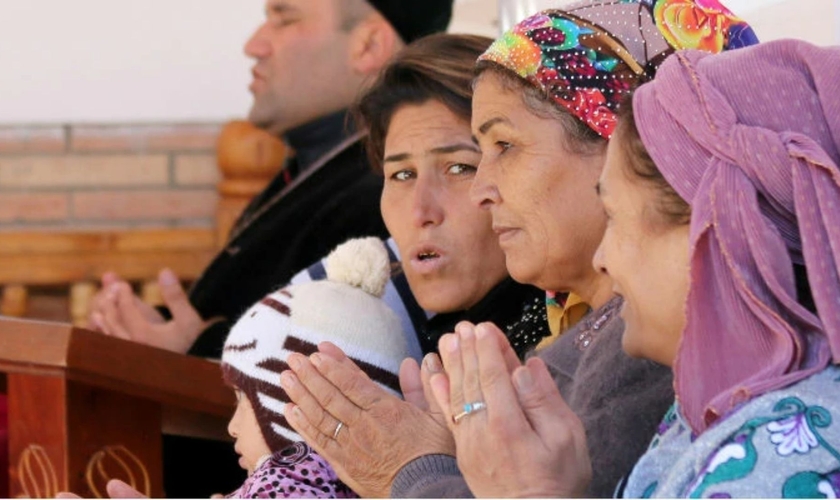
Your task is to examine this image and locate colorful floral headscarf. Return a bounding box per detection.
[478,0,758,139]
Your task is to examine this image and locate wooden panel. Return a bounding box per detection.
[0,251,216,285]
[0,318,237,498]
[0,319,234,416]
[0,319,71,368]
[7,375,165,498]
[0,229,215,254]
[8,375,67,498]
[0,228,216,285]
[66,382,163,498]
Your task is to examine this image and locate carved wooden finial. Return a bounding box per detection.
[215,120,287,246]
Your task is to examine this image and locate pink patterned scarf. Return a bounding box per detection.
[633,40,840,434]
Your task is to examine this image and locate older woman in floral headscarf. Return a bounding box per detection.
[280,1,756,497]
[433,39,840,498]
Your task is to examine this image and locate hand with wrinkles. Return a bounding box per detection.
[281,341,453,498]
[430,321,592,498]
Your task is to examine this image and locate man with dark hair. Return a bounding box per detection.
[86,0,453,495]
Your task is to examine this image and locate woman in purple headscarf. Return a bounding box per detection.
[432,39,840,497]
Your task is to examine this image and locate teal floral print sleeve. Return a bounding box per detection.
[624,366,840,498]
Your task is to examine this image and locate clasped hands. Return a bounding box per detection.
[86,269,210,354]
[283,321,592,498]
[59,321,591,498]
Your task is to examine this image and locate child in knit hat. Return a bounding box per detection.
[220,237,412,498]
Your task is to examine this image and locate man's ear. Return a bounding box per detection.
[347,13,403,76]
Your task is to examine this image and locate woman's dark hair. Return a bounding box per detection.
[474,61,606,157]
[354,33,493,173]
[614,96,691,226]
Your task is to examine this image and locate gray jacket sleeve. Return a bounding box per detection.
[391,455,474,498]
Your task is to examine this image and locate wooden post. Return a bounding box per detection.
[141,281,163,308]
[215,120,287,247]
[1,285,28,318]
[69,282,97,328]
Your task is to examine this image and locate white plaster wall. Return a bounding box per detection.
[0,0,263,124]
[0,0,837,125]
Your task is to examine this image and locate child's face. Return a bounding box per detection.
[228,389,272,475]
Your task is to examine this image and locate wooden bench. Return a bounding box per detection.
[0,120,286,497]
[0,120,286,327]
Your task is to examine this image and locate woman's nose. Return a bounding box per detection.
[470,163,500,209]
[592,240,608,275]
[412,178,445,228]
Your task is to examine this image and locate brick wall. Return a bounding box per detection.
[0,123,224,231]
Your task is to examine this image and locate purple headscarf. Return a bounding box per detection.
[633,40,840,434]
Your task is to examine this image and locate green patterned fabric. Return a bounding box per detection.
[625,366,840,498]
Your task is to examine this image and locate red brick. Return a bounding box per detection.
[0,193,69,223]
[0,126,66,154]
[174,154,219,186]
[70,124,223,152]
[0,155,168,188]
[72,189,218,221]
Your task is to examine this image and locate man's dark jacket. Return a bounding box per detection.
[164,111,389,497]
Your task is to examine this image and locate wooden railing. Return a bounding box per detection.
[0,120,286,326]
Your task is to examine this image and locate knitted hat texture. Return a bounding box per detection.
[221,237,409,451]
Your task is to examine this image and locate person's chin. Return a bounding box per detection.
[620,323,648,359]
[414,283,464,313]
[503,253,541,287]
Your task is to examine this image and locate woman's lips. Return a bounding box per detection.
[493,225,520,245]
[408,244,448,275]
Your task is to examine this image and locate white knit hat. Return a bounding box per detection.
[221,237,410,452]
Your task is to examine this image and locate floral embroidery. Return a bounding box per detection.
[685,428,757,498]
[768,413,819,456]
[641,481,659,498]
[767,398,838,459]
[650,404,681,450]
[782,469,840,498]
[658,404,680,436]
[683,397,840,498]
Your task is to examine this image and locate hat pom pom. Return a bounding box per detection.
[324,238,391,298]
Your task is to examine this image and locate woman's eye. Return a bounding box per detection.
[390,170,415,181]
[447,163,477,175]
[496,141,512,153]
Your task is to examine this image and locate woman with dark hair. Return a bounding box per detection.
[434,40,840,497]
[282,1,757,497]
[353,33,553,359]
